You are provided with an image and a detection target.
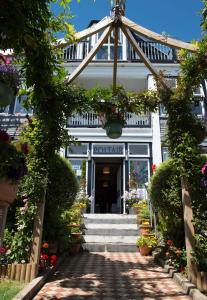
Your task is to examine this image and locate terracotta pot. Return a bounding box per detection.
[139,225,152,235]
[0,180,18,206]
[71,232,82,240]
[70,243,81,255]
[139,245,151,256]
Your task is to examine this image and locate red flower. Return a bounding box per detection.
[41,254,49,261]
[21,142,29,155]
[50,255,58,266]
[166,239,173,246]
[152,164,156,172]
[0,130,10,142]
[0,246,7,254]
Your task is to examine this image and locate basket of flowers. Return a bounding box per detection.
[0,60,20,107]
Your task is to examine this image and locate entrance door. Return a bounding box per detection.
[94,159,122,213]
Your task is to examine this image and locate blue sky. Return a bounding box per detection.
[53,0,203,42]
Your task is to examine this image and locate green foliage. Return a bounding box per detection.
[61,207,82,225]
[0,140,26,183]
[43,155,78,244]
[136,235,158,248]
[149,159,184,246]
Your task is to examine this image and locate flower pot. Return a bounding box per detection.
[104,119,123,139]
[71,232,82,240]
[139,245,151,256]
[70,243,81,255]
[0,179,18,206]
[0,81,14,107]
[139,225,152,235]
[129,207,136,215]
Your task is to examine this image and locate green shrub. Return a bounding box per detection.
[43,155,78,247]
[149,159,184,247]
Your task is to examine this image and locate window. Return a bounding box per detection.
[128,144,149,157]
[162,147,169,161]
[70,159,87,186]
[66,143,89,157]
[129,159,149,188]
[96,30,123,60]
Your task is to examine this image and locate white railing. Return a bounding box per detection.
[61,41,177,62]
[67,112,151,128]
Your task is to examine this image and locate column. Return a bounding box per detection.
[148,75,162,166]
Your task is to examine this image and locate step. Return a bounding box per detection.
[83,214,137,224]
[82,243,138,252]
[83,235,138,244]
[85,224,138,236]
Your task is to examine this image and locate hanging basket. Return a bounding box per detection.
[0,179,18,206]
[104,119,123,139]
[0,81,14,107]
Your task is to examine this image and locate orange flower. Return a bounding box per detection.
[42,242,49,249]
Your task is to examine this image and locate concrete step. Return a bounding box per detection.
[82,243,138,252]
[83,235,137,244]
[83,214,137,224]
[85,223,138,236]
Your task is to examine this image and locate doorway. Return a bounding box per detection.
[94,159,122,213]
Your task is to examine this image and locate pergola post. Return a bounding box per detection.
[181,178,197,284]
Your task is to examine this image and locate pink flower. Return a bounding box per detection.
[166,239,173,246]
[0,246,7,254]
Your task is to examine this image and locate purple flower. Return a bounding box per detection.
[0,64,20,93]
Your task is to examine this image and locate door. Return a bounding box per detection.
[90,159,96,213]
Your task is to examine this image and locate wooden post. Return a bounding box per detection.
[0,204,8,247]
[20,263,26,282]
[181,177,197,284]
[25,263,32,283]
[29,194,46,278]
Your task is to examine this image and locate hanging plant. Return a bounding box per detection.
[0,63,20,107]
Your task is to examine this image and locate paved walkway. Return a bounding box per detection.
[33,252,191,300]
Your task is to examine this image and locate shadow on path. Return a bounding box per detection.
[33,252,191,300]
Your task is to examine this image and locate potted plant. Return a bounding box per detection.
[62,207,83,227]
[68,235,83,255]
[70,226,82,240]
[137,206,150,224]
[74,188,91,214]
[0,63,20,107]
[136,235,158,256]
[122,189,139,214]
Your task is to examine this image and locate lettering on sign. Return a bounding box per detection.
[93,144,124,156]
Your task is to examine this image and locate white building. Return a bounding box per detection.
[1,5,206,214]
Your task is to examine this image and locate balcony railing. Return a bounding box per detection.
[62,41,178,62]
[66,112,151,128]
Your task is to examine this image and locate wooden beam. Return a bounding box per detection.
[56,17,114,48]
[113,25,119,93]
[121,16,198,52]
[65,25,113,84]
[121,25,169,90]
[181,178,197,285]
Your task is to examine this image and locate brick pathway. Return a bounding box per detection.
[33,252,191,300]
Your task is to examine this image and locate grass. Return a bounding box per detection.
[0,280,26,300]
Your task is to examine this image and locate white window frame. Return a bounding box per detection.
[128,143,150,158]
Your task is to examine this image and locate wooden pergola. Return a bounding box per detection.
[57,0,198,90]
[31,0,198,284]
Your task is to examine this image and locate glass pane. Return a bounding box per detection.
[191,101,203,115]
[110,46,122,60]
[129,144,149,156]
[67,144,88,156]
[14,96,32,114]
[96,46,108,60]
[70,159,87,188]
[129,160,149,188]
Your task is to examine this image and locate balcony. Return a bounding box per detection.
[62,41,178,63]
[66,112,151,128]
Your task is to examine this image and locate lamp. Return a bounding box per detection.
[103,166,110,174]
